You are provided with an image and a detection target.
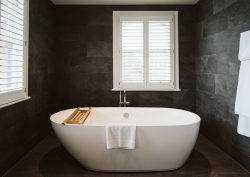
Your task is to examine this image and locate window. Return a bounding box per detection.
[113,11,179,91]
[0,0,29,107]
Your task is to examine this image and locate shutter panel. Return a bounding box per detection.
[121,21,144,83]
[148,20,172,83]
[0,0,24,94]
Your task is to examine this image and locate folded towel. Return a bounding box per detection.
[235,61,250,117]
[237,115,250,137]
[235,31,250,137]
[235,61,250,137]
[239,30,250,61]
[105,123,136,149]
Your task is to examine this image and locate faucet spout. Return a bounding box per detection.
[118,90,130,107]
[123,90,130,107]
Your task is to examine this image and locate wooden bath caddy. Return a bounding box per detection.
[63,107,91,125]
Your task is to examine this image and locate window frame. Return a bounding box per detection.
[0,0,30,108]
[113,11,180,91]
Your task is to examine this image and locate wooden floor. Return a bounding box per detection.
[3,133,250,177]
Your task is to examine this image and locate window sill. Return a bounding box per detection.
[0,96,31,109]
[112,88,181,92]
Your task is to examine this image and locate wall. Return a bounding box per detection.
[195,0,250,171]
[2,0,250,174]
[0,0,56,175]
[55,5,196,111]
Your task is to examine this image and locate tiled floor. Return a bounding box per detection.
[3,133,250,177]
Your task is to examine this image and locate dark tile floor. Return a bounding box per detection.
[3,133,250,177]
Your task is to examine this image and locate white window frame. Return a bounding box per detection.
[113,11,180,91]
[0,0,30,108]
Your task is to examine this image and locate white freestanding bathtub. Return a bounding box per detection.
[50,107,200,172]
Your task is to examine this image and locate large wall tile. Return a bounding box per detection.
[87,41,113,57]
[213,0,237,14]
[197,74,215,93]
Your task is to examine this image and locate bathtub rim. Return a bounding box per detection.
[50,107,200,127]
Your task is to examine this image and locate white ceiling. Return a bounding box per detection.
[51,0,199,5]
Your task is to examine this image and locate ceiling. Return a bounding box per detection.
[51,0,199,5]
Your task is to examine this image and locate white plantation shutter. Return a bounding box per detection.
[0,0,28,106]
[113,11,179,91]
[148,20,172,83]
[121,21,144,83]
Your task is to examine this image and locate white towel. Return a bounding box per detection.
[239,30,250,61]
[235,30,250,137]
[237,115,250,137]
[105,123,136,149]
[235,61,250,137]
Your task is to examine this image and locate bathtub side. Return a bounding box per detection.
[51,120,200,171]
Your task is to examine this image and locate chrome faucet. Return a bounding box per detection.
[119,90,130,107]
[119,91,123,106]
[123,91,130,107]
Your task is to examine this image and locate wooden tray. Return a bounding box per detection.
[63,107,91,125]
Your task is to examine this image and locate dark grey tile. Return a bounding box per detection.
[213,0,237,14]
[56,25,86,42]
[196,21,204,40]
[87,7,113,26]
[203,12,228,37]
[227,0,250,29]
[196,55,217,74]
[197,74,215,93]
[86,26,113,42]
[87,41,113,57]
[196,0,213,22]
[214,74,238,97]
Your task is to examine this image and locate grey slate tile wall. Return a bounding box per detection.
[54,5,196,111]
[0,0,56,175]
[195,0,250,171]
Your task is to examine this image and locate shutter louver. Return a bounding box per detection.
[149,20,171,83]
[0,0,24,94]
[121,21,144,83]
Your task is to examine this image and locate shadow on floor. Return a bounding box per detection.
[39,146,211,177]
